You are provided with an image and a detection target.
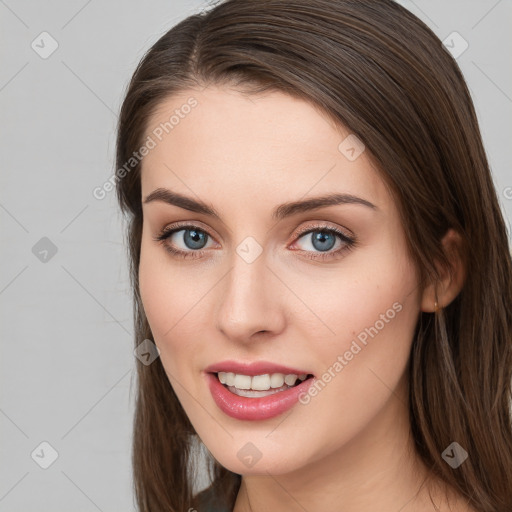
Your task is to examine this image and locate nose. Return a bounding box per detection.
[215,248,286,344]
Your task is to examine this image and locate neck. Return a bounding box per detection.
[233,373,454,512]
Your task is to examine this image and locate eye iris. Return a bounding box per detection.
[176,228,340,252]
[312,231,336,252]
[184,229,207,250]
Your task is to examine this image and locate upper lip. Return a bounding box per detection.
[204,360,313,376]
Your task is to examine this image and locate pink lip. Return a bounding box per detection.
[204,361,315,421]
[204,360,312,376]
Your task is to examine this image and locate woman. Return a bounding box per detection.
[115,0,512,510]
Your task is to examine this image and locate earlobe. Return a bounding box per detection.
[420,228,466,313]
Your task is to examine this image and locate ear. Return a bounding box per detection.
[420,228,466,313]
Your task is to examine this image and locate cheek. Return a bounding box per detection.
[267,260,420,462]
[286,246,421,404]
[287,247,419,353]
[139,249,210,422]
[139,242,171,338]
[138,241,200,372]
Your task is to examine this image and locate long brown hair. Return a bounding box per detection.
[115,1,512,510]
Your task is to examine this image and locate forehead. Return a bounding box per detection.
[140,86,390,213]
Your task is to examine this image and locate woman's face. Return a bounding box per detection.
[139,85,423,475]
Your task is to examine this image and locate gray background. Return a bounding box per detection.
[1,1,510,510]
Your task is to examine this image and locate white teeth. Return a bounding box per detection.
[233,374,252,389]
[284,374,298,386]
[270,373,284,388]
[251,374,271,391]
[217,371,309,391]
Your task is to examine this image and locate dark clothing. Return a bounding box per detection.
[195,485,231,512]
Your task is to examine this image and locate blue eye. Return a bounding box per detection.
[176,227,209,250]
[154,225,214,259]
[153,223,356,261]
[297,230,338,252]
[291,226,356,261]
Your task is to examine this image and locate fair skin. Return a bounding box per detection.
[138,85,472,511]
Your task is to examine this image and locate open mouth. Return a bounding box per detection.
[206,369,317,420]
[213,371,315,398]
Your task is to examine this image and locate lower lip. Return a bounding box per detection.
[206,372,315,421]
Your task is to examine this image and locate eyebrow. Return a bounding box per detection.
[143,187,377,220]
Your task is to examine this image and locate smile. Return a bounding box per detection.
[217,371,309,397]
[204,361,315,420]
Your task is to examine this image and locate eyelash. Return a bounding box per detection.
[152,221,357,262]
